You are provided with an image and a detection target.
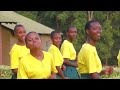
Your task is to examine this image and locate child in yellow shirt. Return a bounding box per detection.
[117,50,120,67]
[78,20,113,79]
[9,24,30,79]
[17,32,57,79]
[48,31,69,79]
[60,26,80,79]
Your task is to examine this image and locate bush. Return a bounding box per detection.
[0,65,12,79]
[1,65,120,79]
[101,66,120,79]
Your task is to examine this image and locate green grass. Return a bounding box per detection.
[101,67,120,79]
[0,65,120,79]
[0,65,12,79]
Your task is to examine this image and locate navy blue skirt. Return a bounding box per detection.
[63,61,81,79]
[81,74,91,79]
[11,73,17,79]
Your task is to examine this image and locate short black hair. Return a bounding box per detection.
[85,20,100,30]
[50,31,61,39]
[14,24,24,32]
[67,26,77,32]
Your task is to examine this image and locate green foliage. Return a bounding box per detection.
[101,66,120,79]
[93,11,106,22]
[37,11,62,30]
[37,11,87,53]
[0,65,12,79]
[17,11,120,65]
[16,11,38,21]
[97,20,114,64]
[71,11,87,53]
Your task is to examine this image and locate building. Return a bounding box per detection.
[0,11,54,65]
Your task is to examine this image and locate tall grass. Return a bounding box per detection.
[101,66,120,79]
[0,65,120,79]
[0,65,12,79]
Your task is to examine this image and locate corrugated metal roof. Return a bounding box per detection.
[0,11,54,34]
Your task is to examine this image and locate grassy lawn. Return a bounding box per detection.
[101,66,120,79]
[0,65,12,79]
[0,65,120,79]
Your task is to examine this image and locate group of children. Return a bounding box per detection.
[10,20,116,79]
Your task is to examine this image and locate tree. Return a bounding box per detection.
[97,19,114,65]
[18,11,120,66]
[16,11,38,21]
[37,11,88,53]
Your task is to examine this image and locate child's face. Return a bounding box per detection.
[52,33,62,48]
[26,33,41,50]
[15,26,26,42]
[87,22,102,41]
[67,28,77,41]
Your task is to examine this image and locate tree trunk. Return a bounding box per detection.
[106,12,109,20]
[56,16,61,31]
[87,11,93,21]
[105,58,108,66]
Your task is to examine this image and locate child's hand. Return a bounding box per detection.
[49,74,56,79]
[73,62,78,68]
[107,66,113,75]
[62,65,66,71]
[104,66,113,75]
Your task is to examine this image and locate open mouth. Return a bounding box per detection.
[22,36,25,39]
[96,33,101,37]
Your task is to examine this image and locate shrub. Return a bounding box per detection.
[0,65,12,79]
[101,66,120,79]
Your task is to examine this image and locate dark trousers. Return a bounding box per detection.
[11,73,17,79]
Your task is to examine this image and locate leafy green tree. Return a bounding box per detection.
[17,11,120,66]
[16,11,38,21]
[37,11,88,53]
[37,11,62,30]
[97,20,114,65]
[110,11,120,65]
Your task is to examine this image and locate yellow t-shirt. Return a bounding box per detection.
[78,43,102,74]
[48,44,64,68]
[117,50,120,67]
[17,51,58,79]
[60,40,76,60]
[9,44,30,69]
